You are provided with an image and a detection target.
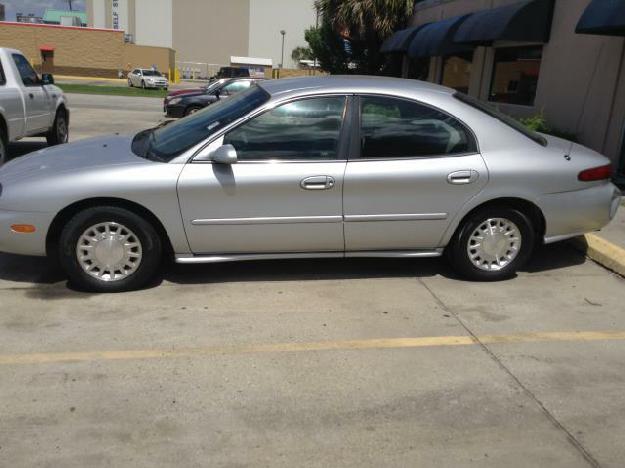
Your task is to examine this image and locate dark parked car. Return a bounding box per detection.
[164,78,263,118]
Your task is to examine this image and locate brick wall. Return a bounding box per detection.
[0,22,123,78]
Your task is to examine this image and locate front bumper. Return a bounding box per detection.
[0,209,55,257]
[165,104,187,118]
[145,81,168,89]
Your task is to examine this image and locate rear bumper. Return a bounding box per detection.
[0,209,54,256]
[540,183,621,244]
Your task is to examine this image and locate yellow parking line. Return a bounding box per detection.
[1,331,625,366]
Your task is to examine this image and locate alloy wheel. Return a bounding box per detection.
[76,221,143,282]
[466,217,522,271]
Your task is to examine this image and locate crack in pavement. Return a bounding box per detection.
[418,277,601,468]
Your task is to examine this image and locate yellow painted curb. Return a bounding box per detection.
[571,234,625,277]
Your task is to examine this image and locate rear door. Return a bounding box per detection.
[343,95,488,251]
[177,95,350,254]
[11,53,52,134]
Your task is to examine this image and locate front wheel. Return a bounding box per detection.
[58,206,162,292]
[0,132,7,166]
[46,109,69,146]
[184,106,202,117]
[447,208,535,281]
[128,78,133,87]
[141,80,146,89]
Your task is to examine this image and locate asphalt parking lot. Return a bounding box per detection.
[2,94,625,467]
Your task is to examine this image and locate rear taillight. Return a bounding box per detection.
[578,164,613,182]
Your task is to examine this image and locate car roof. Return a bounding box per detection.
[258,75,454,99]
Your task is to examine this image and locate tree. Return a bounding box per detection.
[291,46,314,66]
[304,21,351,74]
[310,0,414,74]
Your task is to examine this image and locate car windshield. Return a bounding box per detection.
[132,86,270,162]
[453,92,547,147]
[142,70,162,77]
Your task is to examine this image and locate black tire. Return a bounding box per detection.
[141,80,146,89]
[184,106,202,117]
[0,128,7,166]
[46,108,69,146]
[128,79,133,87]
[447,207,535,281]
[58,206,162,292]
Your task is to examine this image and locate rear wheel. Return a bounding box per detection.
[58,206,162,292]
[447,207,535,281]
[46,108,69,146]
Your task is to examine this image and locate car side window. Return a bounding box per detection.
[221,81,251,96]
[12,54,39,87]
[360,96,476,158]
[223,96,347,161]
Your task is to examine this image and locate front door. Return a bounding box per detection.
[343,95,488,251]
[177,95,349,254]
[12,53,51,134]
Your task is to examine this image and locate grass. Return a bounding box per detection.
[57,83,168,98]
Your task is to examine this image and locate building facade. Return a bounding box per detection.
[383,0,625,185]
[86,0,316,69]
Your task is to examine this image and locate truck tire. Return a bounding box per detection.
[46,108,69,146]
[0,132,7,166]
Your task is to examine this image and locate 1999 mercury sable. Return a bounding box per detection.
[0,77,620,292]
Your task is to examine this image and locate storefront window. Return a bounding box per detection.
[440,52,473,94]
[489,46,543,106]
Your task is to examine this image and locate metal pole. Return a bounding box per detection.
[280,30,286,69]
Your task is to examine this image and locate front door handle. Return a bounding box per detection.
[300,176,335,190]
[29,93,34,99]
[447,170,479,185]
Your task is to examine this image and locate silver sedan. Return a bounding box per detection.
[0,77,620,292]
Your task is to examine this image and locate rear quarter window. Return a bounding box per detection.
[454,92,547,147]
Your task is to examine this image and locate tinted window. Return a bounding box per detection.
[12,54,39,86]
[224,97,346,161]
[360,96,476,158]
[134,86,270,162]
[454,92,547,147]
[0,60,5,85]
[142,70,162,77]
[489,46,542,106]
[221,81,251,95]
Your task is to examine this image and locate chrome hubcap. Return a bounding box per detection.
[467,218,521,272]
[76,222,142,282]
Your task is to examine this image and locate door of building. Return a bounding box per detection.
[41,50,54,75]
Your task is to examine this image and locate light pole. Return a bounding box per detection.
[280,30,286,69]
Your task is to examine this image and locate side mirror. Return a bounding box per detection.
[210,144,238,164]
[41,74,55,85]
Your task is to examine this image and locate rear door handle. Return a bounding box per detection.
[300,176,335,191]
[447,170,479,185]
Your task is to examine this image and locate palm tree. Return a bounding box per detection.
[314,0,413,73]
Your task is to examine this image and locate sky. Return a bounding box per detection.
[2,0,85,21]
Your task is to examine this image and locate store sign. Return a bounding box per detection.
[111,0,123,30]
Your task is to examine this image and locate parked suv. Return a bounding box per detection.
[164,78,263,118]
[127,69,169,90]
[0,47,69,165]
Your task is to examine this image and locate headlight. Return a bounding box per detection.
[169,98,182,105]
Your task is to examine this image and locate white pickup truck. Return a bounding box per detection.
[0,47,69,165]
